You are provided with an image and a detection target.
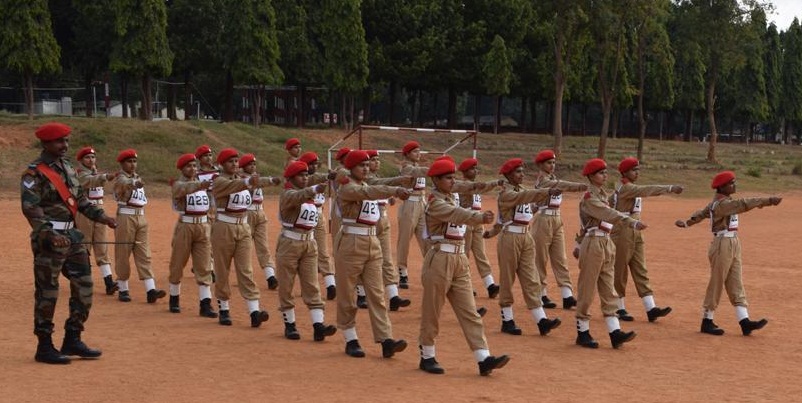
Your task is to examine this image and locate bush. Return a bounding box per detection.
[792,161,802,175]
[746,167,761,178]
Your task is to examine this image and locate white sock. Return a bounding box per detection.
[218,299,230,310]
[530,307,547,322]
[501,306,514,321]
[385,284,399,299]
[143,278,156,291]
[169,283,180,296]
[246,299,260,313]
[399,267,409,277]
[605,316,621,332]
[99,263,113,277]
[356,285,366,297]
[735,306,749,321]
[473,349,490,362]
[576,319,590,332]
[541,289,549,299]
[617,297,626,310]
[642,295,656,311]
[703,309,715,319]
[198,285,212,300]
[264,267,275,278]
[117,279,129,292]
[342,327,358,342]
[324,275,336,287]
[560,286,573,299]
[482,275,495,288]
[282,308,296,324]
[310,308,324,324]
[420,345,436,359]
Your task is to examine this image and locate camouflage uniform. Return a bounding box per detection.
[22,152,106,337]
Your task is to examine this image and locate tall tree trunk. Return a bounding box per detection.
[168,82,177,120]
[529,96,537,132]
[684,109,693,142]
[519,96,527,133]
[553,80,565,155]
[223,70,233,122]
[184,71,193,120]
[253,87,262,127]
[23,72,34,120]
[611,108,619,139]
[84,75,93,118]
[432,91,439,128]
[564,102,572,135]
[388,81,397,125]
[598,95,613,158]
[473,94,481,130]
[340,91,347,129]
[581,103,588,136]
[298,84,307,127]
[493,95,500,134]
[705,80,718,162]
[447,87,457,129]
[121,75,129,118]
[362,86,371,125]
[140,74,152,121]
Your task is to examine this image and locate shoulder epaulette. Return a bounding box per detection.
[583,191,592,200]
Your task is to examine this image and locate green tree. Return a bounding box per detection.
[73,1,116,117]
[734,5,769,142]
[668,1,706,142]
[0,0,61,119]
[275,0,322,126]
[763,22,783,138]
[110,0,173,120]
[781,18,802,144]
[483,35,512,134]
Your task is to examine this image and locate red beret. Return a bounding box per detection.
[216,148,239,165]
[499,158,524,175]
[284,161,309,178]
[238,153,256,168]
[285,138,301,150]
[76,146,95,160]
[35,122,71,141]
[582,158,607,176]
[195,145,212,158]
[402,141,420,155]
[335,147,351,161]
[618,157,639,173]
[428,159,456,177]
[299,151,318,164]
[535,149,556,164]
[458,158,478,172]
[366,150,379,158]
[117,149,138,163]
[344,150,370,169]
[711,171,736,189]
[176,153,197,170]
[435,154,454,162]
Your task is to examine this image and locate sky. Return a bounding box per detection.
[767,0,801,31]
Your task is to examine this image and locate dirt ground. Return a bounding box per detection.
[2,192,801,403]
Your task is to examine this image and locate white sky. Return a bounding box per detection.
[767,0,801,31]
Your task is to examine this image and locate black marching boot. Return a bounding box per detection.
[60,330,102,358]
[35,334,71,365]
[169,295,181,313]
[199,298,218,318]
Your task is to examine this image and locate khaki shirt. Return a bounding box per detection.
[112,171,144,206]
[279,183,320,232]
[577,184,638,241]
[611,179,672,220]
[456,180,499,210]
[337,177,399,226]
[212,173,271,218]
[172,175,209,214]
[496,183,551,225]
[533,172,586,208]
[400,160,428,195]
[684,194,773,233]
[426,188,486,245]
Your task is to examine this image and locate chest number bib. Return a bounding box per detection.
[548,194,562,208]
[252,187,264,204]
[445,223,467,240]
[128,188,148,207]
[185,190,210,214]
[357,200,380,225]
[631,197,642,213]
[295,202,319,230]
[728,214,739,231]
[513,203,533,224]
[88,186,104,199]
[413,177,426,190]
[471,194,482,210]
[226,189,252,212]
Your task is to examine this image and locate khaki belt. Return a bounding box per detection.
[342,225,376,236]
[282,229,314,241]
[217,214,247,224]
[118,207,144,216]
[180,215,208,224]
[504,225,528,234]
[436,243,465,254]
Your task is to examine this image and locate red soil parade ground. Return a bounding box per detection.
[2,193,801,402]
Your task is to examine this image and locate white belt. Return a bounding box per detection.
[180,215,208,224]
[407,195,422,202]
[504,225,529,234]
[50,221,74,230]
[436,243,465,254]
[118,207,144,216]
[714,230,737,238]
[88,199,103,205]
[282,229,314,241]
[342,225,376,236]
[540,208,560,216]
[247,204,263,211]
[217,214,248,224]
[586,229,609,237]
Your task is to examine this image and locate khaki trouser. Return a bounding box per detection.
[464,224,492,279]
[396,197,427,270]
[376,208,398,286]
[76,212,111,266]
[576,236,619,321]
[168,221,213,286]
[418,245,488,351]
[497,231,543,309]
[277,234,325,312]
[247,208,276,270]
[314,207,333,276]
[611,226,652,298]
[329,211,342,274]
[704,237,748,311]
[114,212,154,281]
[334,231,393,342]
[212,221,260,301]
[532,214,573,294]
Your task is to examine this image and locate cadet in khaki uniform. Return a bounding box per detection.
[112,149,166,303]
[489,158,562,337]
[195,145,219,222]
[285,138,302,167]
[675,171,781,336]
[166,154,218,318]
[329,147,352,298]
[75,146,119,295]
[396,141,430,289]
[299,151,337,300]
[418,158,511,376]
[23,123,117,364]
[531,149,588,310]
[211,148,271,328]
[574,158,642,349]
[610,157,681,322]
[457,158,500,299]
[277,161,338,341]
[334,150,410,359]
[239,153,281,290]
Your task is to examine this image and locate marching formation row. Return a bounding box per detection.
[21,122,782,375]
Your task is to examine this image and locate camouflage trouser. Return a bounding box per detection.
[31,229,93,336]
